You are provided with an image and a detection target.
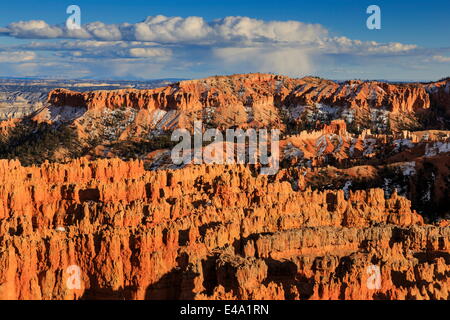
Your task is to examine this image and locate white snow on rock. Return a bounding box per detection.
[418,172,435,203]
[341,108,355,123]
[400,161,416,176]
[393,139,414,152]
[316,135,328,155]
[151,109,167,126]
[155,110,179,130]
[342,181,352,199]
[370,108,389,131]
[368,89,378,100]
[47,106,86,122]
[289,105,307,120]
[425,142,450,157]
[383,178,392,198]
[332,135,344,153]
[349,138,358,157]
[363,138,377,156]
[316,103,340,118]
[284,143,304,158]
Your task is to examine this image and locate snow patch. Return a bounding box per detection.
[400,161,416,176]
[342,181,352,199]
[425,142,450,157]
[151,109,167,126]
[363,138,377,156]
[316,135,328,155]
[393,139,414,152]
[47,106,86,123]
[284,143,304,158]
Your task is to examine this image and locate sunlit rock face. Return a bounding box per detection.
[0,159,448,300]
[0,73,449,300]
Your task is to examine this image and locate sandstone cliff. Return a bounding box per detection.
[47,74,449,118]
[41,74,450,141]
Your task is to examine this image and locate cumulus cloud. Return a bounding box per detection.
[0,15,442,80]
[0,15,419,65]
[0,20,63,38]
[133,16,212,42]
[207,16,328,44]
[84,22,122,41]
[0,15,329,45]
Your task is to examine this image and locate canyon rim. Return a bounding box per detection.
[0,0,449,304]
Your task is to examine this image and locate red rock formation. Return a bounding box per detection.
[0,159,447,300]
[47,74,302,131]
[1,73,449,301]
[322,120,348,135]
[47,74,448,123]
[285,78,431,113]
[47,74,295,124]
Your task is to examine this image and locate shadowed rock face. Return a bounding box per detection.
[0,159,448,300]
[425,78,450,115]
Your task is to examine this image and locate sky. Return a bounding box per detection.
[0,0,449,81]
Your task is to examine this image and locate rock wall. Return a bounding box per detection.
[286,78,433,113]
[425,78,450,115]
[47,74,450,117]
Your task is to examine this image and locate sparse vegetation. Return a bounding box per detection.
[105,133,177,159]
[0,120,84,166]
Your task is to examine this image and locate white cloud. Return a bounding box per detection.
[1,20,63,38]
[211,16,327,44]
[0,15,329,45]
[0,16,420,56]
[128,47,170,58]
[20,40,172,60]
[0,16,419,60]
[316,37,417,55]
[134,16,212,42]
[84,22,122,41]
[0,51,36,63]
[431,55,450,63]
[0,15,443,80]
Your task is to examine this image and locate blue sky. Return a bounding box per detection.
[0,0,449,80]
